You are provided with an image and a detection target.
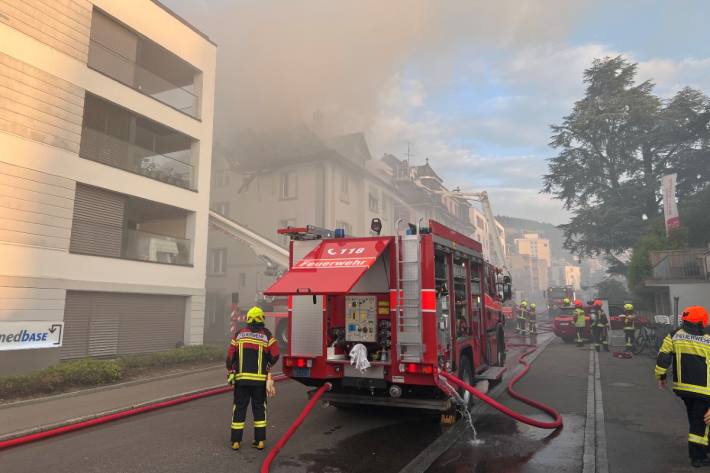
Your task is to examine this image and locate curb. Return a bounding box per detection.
[0,372,287,444]
[0,364,224,409]
[398,332,556,473]
[0,383,228,443]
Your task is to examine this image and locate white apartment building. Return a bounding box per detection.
[0,1,216,373]
[550,263,582,290]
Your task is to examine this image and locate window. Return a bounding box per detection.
[278,218,296,247]
[211,202,229,217]
[209,249,227,274]
[335,220,352,236]
[381,197,388,217]
[368,187,379,212]
[239,272,246,287]
[279,171,297,200]
[340,172,349,202]
[214,173,230,188]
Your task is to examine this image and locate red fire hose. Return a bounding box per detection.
[439,342,562,430]
[260,382,332,473]
[0,374,288,450]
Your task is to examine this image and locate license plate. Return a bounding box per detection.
[292,367,311,378]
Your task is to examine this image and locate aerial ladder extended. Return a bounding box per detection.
[208,210,289,274]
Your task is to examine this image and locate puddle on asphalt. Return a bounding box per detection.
[427,413,584,473]
[280,410,444,473]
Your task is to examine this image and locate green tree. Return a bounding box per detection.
[595,278,630,304]
[544,56,710,274]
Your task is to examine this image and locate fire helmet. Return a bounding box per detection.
[624,303,634,312]
[530,303,537,309]
[593,299,603,307]
[520,300,528,307]
[246,306,265,324]
[562,297,571,306]
[682,306,709,327]
[574,300,584,308]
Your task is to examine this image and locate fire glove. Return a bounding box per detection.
[227,371,236,385]
[705,408,710,426]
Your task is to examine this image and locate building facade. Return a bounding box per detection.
[469,206,506,265]
[550,263,582,291]
[204,131,424,342]
[0,0,216,373]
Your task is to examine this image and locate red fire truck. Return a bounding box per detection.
[264,220,512,412]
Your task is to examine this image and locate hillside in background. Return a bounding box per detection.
[496,215,573,262]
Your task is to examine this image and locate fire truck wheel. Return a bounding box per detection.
[458,356,474,410]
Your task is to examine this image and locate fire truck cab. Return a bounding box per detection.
[264,220,512,412]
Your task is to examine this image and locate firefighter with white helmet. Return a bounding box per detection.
[226,306,279,451]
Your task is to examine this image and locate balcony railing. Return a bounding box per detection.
[650,249,710,280]
[123,228,191,265]
[71,218,191,265]
[80,127,194,189]
[88,39,199,118]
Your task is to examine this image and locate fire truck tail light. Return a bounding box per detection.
[402,363,433,374]
[289,357,312,368]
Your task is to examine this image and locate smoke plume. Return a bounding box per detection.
[168,0,590,136]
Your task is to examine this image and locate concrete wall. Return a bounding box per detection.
[667,282,710,313]
[0,0,92,63]
[0,52,85,153]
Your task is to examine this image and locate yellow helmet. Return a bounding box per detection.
[520,300,528,307]
[562,297,571,306]
[624,303,634,312]
[246,306,265,324]
[530,303,536,309]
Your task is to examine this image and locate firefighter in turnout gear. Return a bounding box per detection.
[655,306,710,467]
[590,300,609,352]
[518,300,528,334]
[528,303,537,334]
[574,300,586,347]
[226,306,280,451]
[622,303,636,351]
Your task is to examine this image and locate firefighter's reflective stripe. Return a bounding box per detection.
[257,345,263,376]
[268,338,277,347]
[239,342,244,373]
[689,427,710,446]
[237,338,268,347]
[254,420,267,428]
[656,329,710,396]
[231,422,245,430]
[235,373,268,381]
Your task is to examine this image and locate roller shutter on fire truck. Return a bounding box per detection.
[61,291,186,359]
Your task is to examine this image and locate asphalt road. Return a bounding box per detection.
[0,344,531,473]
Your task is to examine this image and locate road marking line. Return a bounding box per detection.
[594,351,609,473]
[583,349,596,473]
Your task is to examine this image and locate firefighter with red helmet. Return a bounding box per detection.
[227,306,279,451]
[621,303,636,351]
[656,306,710,467]
[590,300,609,352]
[573,300,586,347]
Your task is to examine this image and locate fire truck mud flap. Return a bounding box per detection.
[310,389,453,412]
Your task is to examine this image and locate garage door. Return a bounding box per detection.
[61,291,186,359]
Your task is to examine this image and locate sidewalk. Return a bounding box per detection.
[0,365,225,440]
[599,349,693,473]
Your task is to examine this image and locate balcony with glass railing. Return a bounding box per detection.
[88,38,199,118]
[123,228,191,265]
[80,127,194,190]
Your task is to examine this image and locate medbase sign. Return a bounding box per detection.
[0,321,64,351]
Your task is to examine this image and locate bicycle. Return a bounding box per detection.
[633,316,673,358]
